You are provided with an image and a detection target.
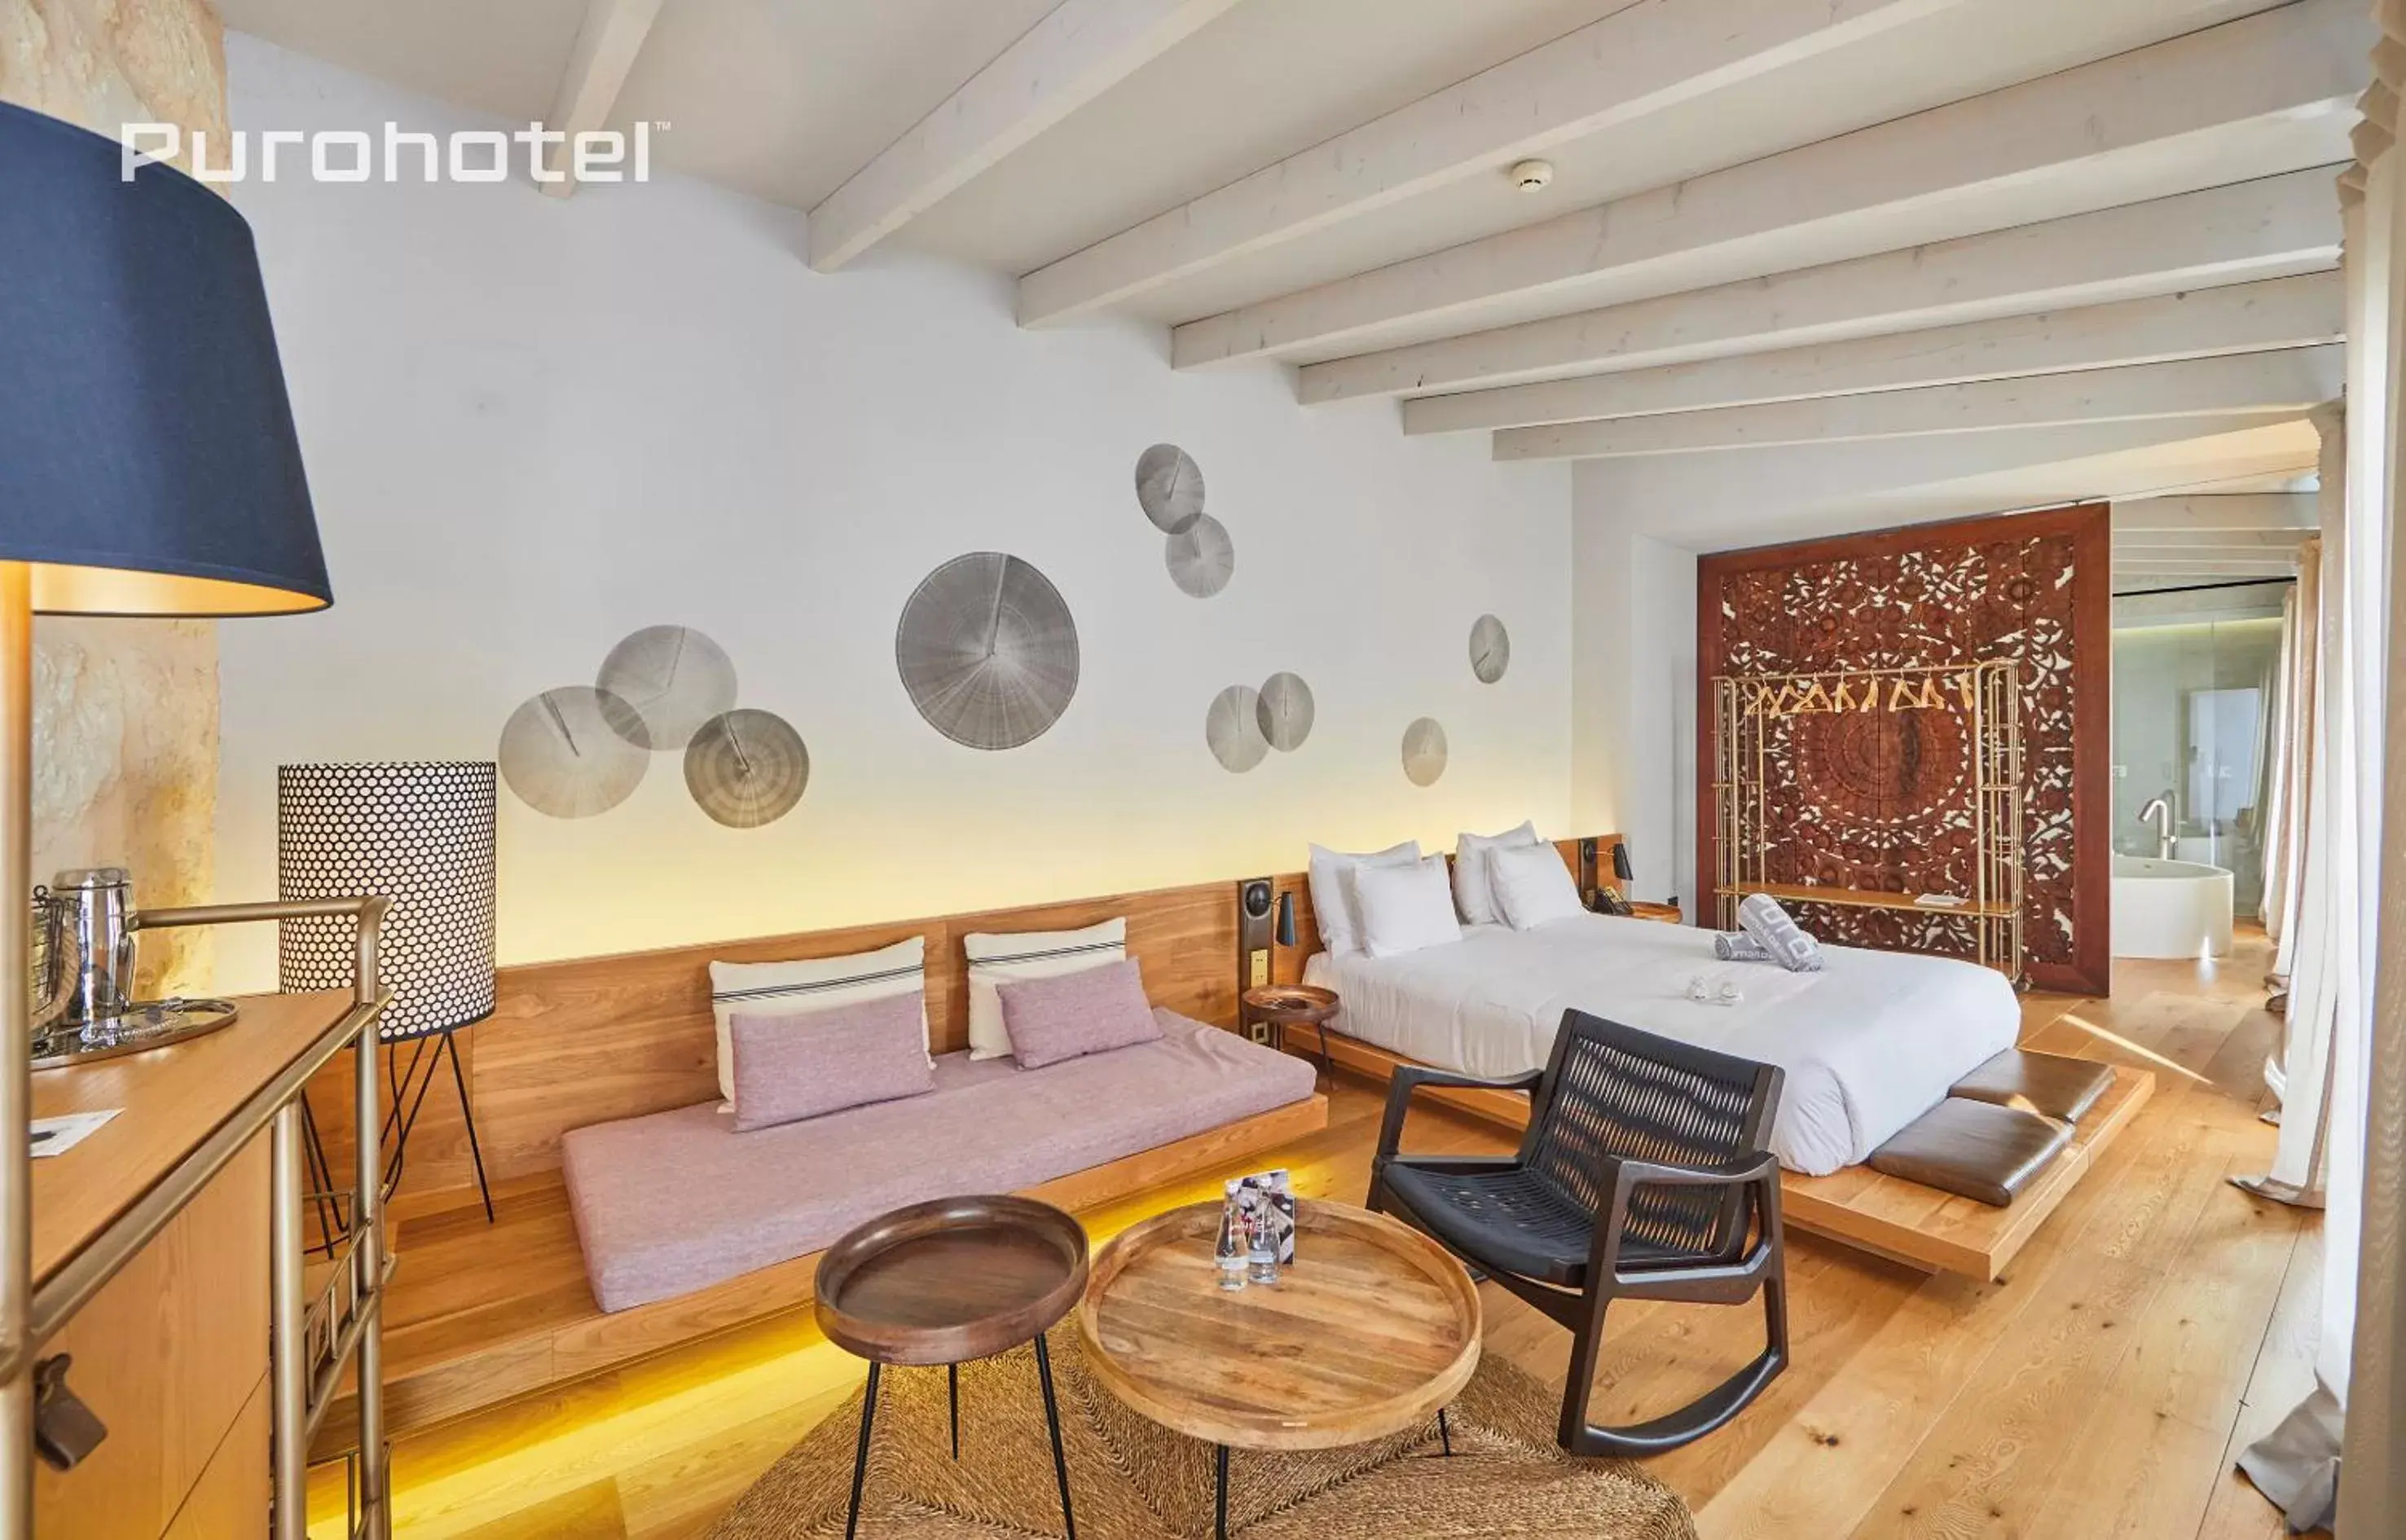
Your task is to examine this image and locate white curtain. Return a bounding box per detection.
[2262,543,2320,966]
[2241,422,2353,1217]
[2241,67,2403,1525]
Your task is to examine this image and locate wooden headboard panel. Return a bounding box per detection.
[466,880,1240,1185]
[1265,835,1618,986]
[314,834,1619,1203]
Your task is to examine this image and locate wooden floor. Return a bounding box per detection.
[310,932,2319,1540]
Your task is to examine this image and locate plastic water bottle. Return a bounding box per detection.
[1215,1181,1247,1291]
[1245,1191,1281,1287]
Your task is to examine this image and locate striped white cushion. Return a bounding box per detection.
[964,917,1126,1060]
[709,937,927,1102]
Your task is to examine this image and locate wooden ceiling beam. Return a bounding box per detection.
[2110,493,2320,533]
[808,0,1243,271]
[1300,172,2340,403]
[1403,271,2342,435]
[2113,530,2312,554]
[1177,0,2366,368]
[2113,557,2300,575]
[1498,346,2341,461]
[541,0,667,200]
[1015,0,1969,325]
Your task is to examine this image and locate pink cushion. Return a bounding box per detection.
[996,957,1163,1068]
[561,1012,1317,1313]
[728,992,934,1132]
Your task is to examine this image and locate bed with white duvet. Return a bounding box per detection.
[1304,913,2021,1177]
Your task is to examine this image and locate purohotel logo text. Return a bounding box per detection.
[121,121,663,184]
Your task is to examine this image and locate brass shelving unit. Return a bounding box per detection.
[1713,659,2026,983]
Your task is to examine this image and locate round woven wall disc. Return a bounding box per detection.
[684,708,809,828]
[1166,514,1235,598]
[596,625,738,749]
[895,552,1081,751]
[499,686,649,818]
[1134,444,1207,535]
[1206,684,1269,772]
[1403,717,1449,787]
[1469,614,1511,684]
[1256,671,1315,753]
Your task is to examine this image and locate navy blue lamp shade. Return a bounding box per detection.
[0,99,328,617]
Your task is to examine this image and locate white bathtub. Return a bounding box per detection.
[2113,856,2235,959]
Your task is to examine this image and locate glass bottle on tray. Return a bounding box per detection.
[1216,1180,1247,1291]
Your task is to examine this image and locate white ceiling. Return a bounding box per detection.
[215,0,2362,557]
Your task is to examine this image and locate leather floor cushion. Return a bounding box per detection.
[1949,1048,2117,1123]
[1866,1098,2071,1207]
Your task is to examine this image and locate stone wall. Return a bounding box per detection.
[1,0,227,991]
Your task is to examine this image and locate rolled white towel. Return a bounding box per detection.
[1737,892,1825,973]
[1712,931,1773,963]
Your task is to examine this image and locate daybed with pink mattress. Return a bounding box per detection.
[561,1010,1315,1313]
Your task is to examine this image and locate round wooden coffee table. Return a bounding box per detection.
[1240,983,1341,1083]
[816,1195,1088,1540]
[1078,1197,1480,1538]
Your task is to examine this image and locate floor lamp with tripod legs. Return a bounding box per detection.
[281,763,499,1243]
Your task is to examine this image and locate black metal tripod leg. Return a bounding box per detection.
[948,1362,960,1460]
[442,1030,495,1222]
[1034,1334,1075,1539]
[1439,1405,1453,1456]
[1215,1444,1229,1540]
[296,1092,344,1256]
[846,1362,880,1540]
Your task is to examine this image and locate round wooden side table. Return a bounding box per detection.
[1240,983,1341,1085]
[1077,1197,1480,1539]
[816,1195,1089,1540]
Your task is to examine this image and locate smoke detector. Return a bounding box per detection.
[1508,158,1555,191]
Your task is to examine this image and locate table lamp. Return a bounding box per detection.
[0,97,332,1516]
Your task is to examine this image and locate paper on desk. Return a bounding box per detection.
[29,1110,117,1158]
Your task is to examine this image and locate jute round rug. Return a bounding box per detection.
[710,1327,1696,1539]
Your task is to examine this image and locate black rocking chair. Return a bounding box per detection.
[1368,1010,1788,1457]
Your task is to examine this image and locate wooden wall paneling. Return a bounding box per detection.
[351,837,1608,1208]
[1694,504,2112,994]
[349,878,1251,1195]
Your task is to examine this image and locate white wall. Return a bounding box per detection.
[209,38,1574,987]
[1569,465,1697,913]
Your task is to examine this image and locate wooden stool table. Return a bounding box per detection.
[816,1195,1089,1540]
[1077,1198,1480,1539]
[1240,983,1341,1085]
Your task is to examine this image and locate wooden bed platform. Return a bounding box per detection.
[313,1093,1326,1453]
[1283,1023,2152,1283]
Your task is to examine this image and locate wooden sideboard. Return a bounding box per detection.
[24,988,385,1538]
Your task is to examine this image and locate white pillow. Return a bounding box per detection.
[1356,856,1464,958]
[1452,821,1542,925]
[709,937,927,1102]
[1491,843,1586,930]
[1306,841,1421,957]
[964,917,1126,1059]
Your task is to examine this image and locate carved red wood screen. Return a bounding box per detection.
[1696,504,2112,995]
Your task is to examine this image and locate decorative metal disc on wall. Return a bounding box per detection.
[1402,717,1449,787]
[1134,444,1207,535]
[1205,684,1269,773]
[684,708,810,828]
[896,552,1081,750]
[1256,671,1315,753]
[1166,514,1236,598]
[596,625,738,748]
[499,686,650,818]
[1469,614,1511,684]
